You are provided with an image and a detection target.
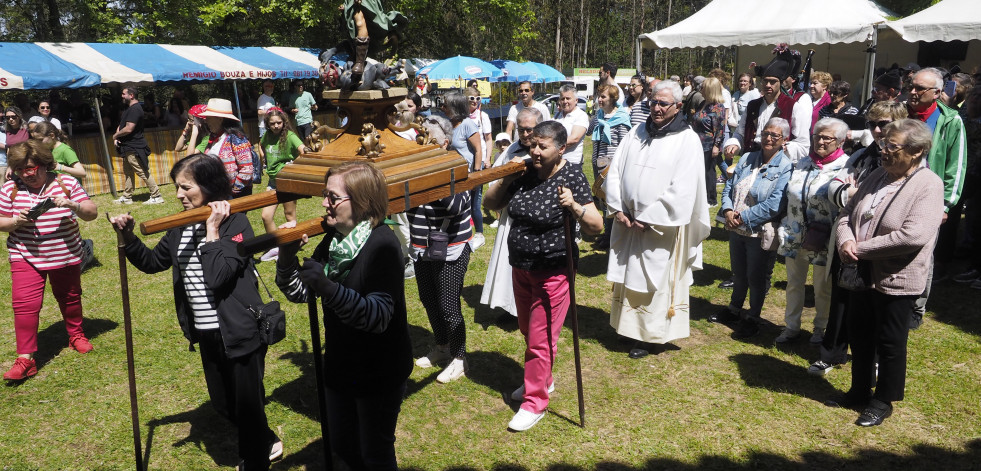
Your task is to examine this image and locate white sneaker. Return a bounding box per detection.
[810,328,825,345]
[143,196,165,205]
[775,328,801,343]
[510,381,555,401]
[403,261,415,279]
[470,233,486,251]
[489,220,500,228]
[260,247,280,262]
[415,345,452,368]
[113,196,133,205]
[268,440,283,461]
[508,408,545,432]
[436,357,467,383]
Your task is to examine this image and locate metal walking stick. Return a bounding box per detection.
[307,298,333,470]
[107,213,144,471]
[562,208,587,428]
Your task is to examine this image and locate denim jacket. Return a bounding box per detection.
[721,150,793,232]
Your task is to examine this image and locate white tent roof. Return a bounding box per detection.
[640,0,895,49]
[889,0,981,43]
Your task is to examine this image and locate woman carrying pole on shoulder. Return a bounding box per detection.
[110,154,281,470]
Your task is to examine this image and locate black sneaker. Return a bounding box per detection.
[718,278,735,289]
[709,308,740,324]
[731,318,760,339]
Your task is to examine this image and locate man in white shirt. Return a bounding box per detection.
[256,80,276,138]
[504,81,551,142]
[599,63,624,106]
[553,84,589,169]
[724,47,811,163]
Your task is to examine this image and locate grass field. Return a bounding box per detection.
[2,145,980,470]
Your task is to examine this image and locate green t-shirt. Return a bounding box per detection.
[290,91,316,126]
[53,143,80,173]
[260,130,303,180]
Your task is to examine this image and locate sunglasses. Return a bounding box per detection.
[761,131,784,140]
[5,115,19,120]
[650,100,676,109]
[468,96,481,102]
[866,120,892,130]
[322,191,351,206]
[813,135,838,143]
[39,106,50,110]
[519,88,532,93]
[910,84,937,93]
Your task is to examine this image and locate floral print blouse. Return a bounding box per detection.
[778,155,849,265]
[690,102,726,154]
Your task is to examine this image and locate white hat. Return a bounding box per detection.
[198,98,240,122]
[495,132,511,144]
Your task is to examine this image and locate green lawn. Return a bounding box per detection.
[2,146,980,470]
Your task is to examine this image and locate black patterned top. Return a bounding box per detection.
[505,163,592,271]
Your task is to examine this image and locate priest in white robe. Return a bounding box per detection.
[603,80,712,359]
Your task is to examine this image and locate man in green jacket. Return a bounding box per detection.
[907,67,967,320]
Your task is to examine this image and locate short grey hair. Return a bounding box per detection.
[516,107,544,123]
[763,117,790,139]
[883,118,933,158]
[441,90,469,123]
[917,68,945,90]
[813,117,849,142]
[652,80,683,103]
[558,84,577,95]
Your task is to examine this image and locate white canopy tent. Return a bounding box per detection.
[636,0,896,102]
[889,0,981,42]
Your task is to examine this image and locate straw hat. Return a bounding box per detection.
[198,98,239,121]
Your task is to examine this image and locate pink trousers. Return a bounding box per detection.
[10,261,84,355]
[512,267,570,414]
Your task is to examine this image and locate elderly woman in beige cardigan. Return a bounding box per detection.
[828,119,944,428]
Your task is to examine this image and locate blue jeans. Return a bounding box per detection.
[728,232,777,318]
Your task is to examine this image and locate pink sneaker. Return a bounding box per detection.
[69,334,94,354]
[4,357,37,380]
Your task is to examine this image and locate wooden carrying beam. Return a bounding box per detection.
[237,162,527,256]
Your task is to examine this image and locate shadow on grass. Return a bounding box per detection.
[34,317,118,370]
[729,352,837,403]
[462,284,519,333]
[462,350,524,404]
[924,281,981,338]
[144,403,238,469]
[692,263,732,287]
[272,437,327,470]
[398,439,981,470]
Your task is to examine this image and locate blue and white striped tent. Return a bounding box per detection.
[1,42,323,90]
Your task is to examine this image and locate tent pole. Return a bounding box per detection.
[864,25,880,104]
[635,36,642,73]
[232,81,244,122]
[93,94,118,198]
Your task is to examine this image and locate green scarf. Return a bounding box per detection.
[325,220,373,282]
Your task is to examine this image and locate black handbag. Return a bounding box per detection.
[250,265,286,345]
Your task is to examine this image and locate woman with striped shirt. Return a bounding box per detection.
[110,155,280,470]
[1,141,98,381]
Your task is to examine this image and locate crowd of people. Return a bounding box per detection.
[2,45,980,469]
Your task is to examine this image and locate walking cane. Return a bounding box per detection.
[307,299,333,471]
[561,202,587,428]
[107,213,144,471]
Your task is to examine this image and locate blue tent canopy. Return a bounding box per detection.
[0,43,101,90]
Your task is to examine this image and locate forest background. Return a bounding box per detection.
[0,0,942,78]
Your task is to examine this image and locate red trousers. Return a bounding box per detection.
[512,267,570,414]
[10,261,84,355]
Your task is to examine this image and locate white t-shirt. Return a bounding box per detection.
[28,115,62,130]
[257,94,276,132]
[469,110,492,162]
[553,107,590,165]
[507,101,551,140]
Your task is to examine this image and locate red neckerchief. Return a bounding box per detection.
[911,101,937,122]
[809,147,845,169]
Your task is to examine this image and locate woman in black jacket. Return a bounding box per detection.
[110,154,280,471]
[275,161,412,471]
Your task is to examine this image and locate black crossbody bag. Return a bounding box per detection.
[249,264,287,345]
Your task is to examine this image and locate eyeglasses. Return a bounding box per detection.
[866,120,892,130]
[322,192,351,206]
[631,83,645,89]
[5,115,19,120]
[518,88,532,93]
[650,100,676,109]
[761,131,784,140]
[878,140,910,153]
[16,165,41,177]
[910,84,938,93]
[517,126,535,134]
[813,135,838,143]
